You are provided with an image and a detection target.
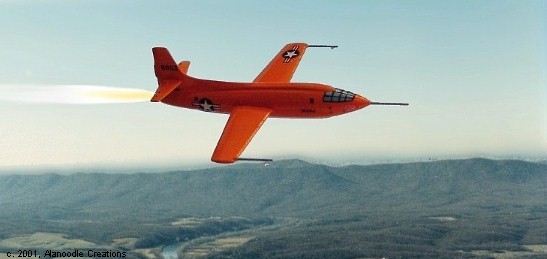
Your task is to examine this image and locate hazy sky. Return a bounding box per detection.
[1,0,545,168]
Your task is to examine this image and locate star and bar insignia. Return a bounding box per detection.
[192,98,221,112]
[282,45,300,63]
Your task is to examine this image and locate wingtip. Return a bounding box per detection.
[211,157,236,164]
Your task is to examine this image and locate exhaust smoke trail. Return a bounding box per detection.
[0,85,154,104]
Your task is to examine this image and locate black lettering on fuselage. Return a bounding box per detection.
[301,109,315,113]
[160,65,178,71]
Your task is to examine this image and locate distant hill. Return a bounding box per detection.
[1,158,546,258]
[0,158,544,221]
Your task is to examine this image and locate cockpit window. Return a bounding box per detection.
[323,88,355,102]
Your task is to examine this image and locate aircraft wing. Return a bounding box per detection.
[211,107,272,163]
[253,43,309,83]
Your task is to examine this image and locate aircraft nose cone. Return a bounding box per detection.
[354,94,371,109]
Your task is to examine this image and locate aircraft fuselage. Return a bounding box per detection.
[161,77,371,118]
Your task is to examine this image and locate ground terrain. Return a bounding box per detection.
[0,158,545,258]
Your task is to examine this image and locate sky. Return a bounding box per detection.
[0,0,545,169]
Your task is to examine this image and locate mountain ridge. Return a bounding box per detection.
[0,158,544,221]
[0,159,547,222]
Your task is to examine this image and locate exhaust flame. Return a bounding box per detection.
[1,85,154,104]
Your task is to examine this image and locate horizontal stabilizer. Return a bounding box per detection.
[178,61,190,74]
[151,80,180,102]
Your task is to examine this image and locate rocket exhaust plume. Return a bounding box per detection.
[0,85,154,104]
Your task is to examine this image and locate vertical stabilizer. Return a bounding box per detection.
[151,47,184,102]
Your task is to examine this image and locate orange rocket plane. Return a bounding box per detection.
[151,43,407,163]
